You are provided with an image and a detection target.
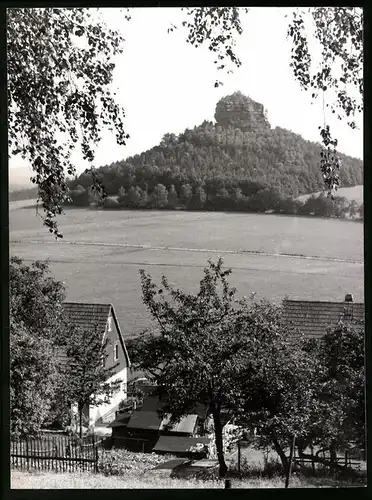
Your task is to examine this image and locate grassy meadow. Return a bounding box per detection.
[297,185,364,204]
[10,205,364,340]
[12,469,359,489]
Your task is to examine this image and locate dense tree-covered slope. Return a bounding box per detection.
[70,92,363,203]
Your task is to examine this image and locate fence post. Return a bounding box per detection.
[285,434,296,489]
[225,479,231,489]
[310,444,315,476]
[237,441,241,475]
[95,446,99,473]
[26,439,29,471]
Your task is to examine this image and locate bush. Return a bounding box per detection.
[103,197,120,209]
[229,455,284,479]
[97,449,177,476]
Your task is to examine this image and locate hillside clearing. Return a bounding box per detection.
[297,185,363,204]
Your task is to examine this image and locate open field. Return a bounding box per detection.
[10,206,364,340]
[8,198,38,211]
[297,185,363,204]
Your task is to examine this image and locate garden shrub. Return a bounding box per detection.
[98,449,177,476]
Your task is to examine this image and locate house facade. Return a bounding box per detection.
[61,302,131,430]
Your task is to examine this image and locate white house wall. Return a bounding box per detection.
[88,367,128,426]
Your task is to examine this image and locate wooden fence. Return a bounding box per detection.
[10,434,103,473]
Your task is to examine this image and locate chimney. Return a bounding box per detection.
[345,293,354,303]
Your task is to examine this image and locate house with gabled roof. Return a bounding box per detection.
[282,293,364,339]
[59,302,131,430]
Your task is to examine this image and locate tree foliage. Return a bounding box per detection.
[302,322,365,454]
[287,8,363,194]
[228,302,317,475]
[9,257,67,437]
[287,8,363,128]
[7,8,130,237]
[132,258,244,477]
[130,259,319,477]
[10,256,66,342]
[174,7,249,88]
[130,258,366,477]
[10,317,58,438]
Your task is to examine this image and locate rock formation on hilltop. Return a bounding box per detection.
[214,91,271,132]
[68,89,363,207]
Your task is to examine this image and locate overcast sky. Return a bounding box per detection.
[9,7,363,178]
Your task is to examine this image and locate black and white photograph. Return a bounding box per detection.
[7,6,365,489]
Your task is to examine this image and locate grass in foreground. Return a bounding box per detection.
[11,470,364,489]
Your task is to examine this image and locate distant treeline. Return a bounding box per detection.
[11,119,363,221]
[68,121,363,199]
[9,187,38,202]
[68,181,363,220]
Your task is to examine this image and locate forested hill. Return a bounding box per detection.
[70,92,363,202]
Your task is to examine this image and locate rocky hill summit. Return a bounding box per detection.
[214,91,271,132]
[67,90,363,207]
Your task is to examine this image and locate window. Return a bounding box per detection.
[107,317,112,332]
[114,343,119,361]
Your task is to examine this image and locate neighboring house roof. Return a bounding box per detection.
[153,436,210,454]
[125,410,198,434]
[140,393,208,419]
[126,411,162,431]
[153,458,191,470]
[109,412,132,428]
[62,302,131,367]
[63,302,111,333]
[159,414,198,435]
[282,298,364,339]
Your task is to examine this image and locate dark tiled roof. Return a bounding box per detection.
[109,412,132,428]
[153,436,210,454]
[125,410,199,434]
[58,302,130,367]
[282,300,364,339]
[141,395,163,412]
[63,302,111,334]
[127,411,162,431]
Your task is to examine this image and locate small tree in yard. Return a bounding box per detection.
[131,259,312,478]
[59,323,122,438]
[131,259,248,477]
[10,257,67,437]
[296,321,366,470]
[232,300,319,476]
[10,317,58,438]
[237,313,366,476]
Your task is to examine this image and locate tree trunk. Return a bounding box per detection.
[329,443,338,474]
[212,409,228,478]
[272,438,289,476]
